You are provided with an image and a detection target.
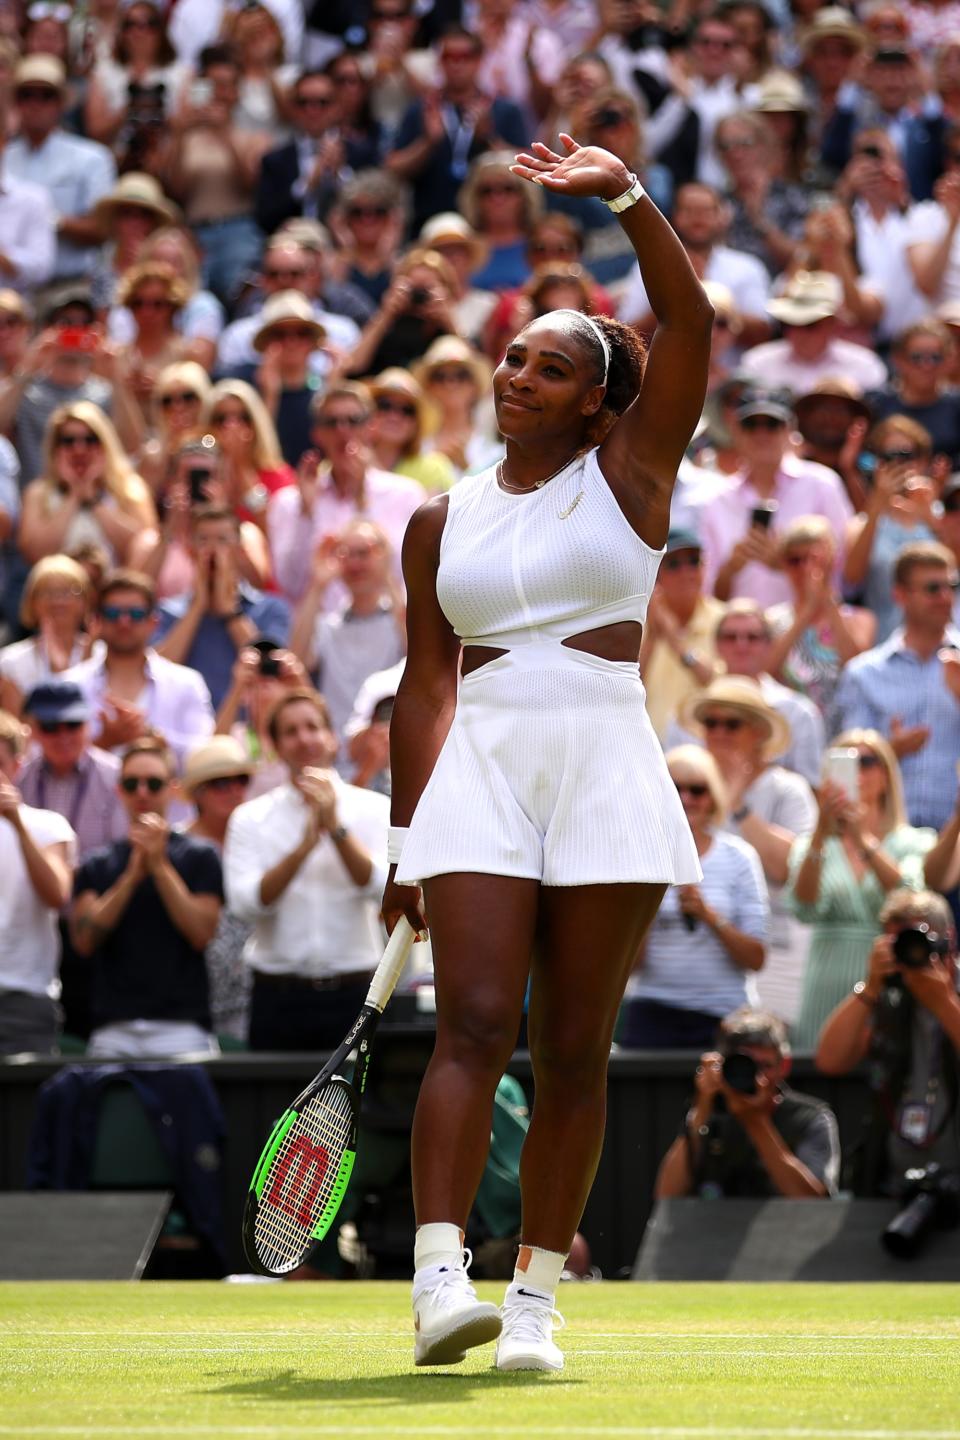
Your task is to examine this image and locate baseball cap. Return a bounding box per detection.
[737,385,794,424]
[23,680,90,724]
[666,528,702,555]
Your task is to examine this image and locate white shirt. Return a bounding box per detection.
[169,0,303,66]
[0,165,56,292]
[5,129,116,280]
[737,336,888,394]
[224,775,389,978]
[0,803,76,997]
[905,199,960,303]
[619,243,770,326]
[853,199,930,341]
[0,636,100,697]
[63,648,214,765]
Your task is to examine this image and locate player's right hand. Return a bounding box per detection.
[382,871,428,940]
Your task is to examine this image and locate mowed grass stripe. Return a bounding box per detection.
[1,1282,958,1437]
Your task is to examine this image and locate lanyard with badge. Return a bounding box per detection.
[442,103,476,182]
[894,1030,947,1149]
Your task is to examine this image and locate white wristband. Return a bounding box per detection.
[603,173,645,213]
[387,826,409,865]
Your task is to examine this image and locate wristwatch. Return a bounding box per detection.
[330,825,348,844]
[852,980,877,1008]
[732,804,751,823]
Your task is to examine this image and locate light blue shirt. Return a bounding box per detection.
[834,626,960,830]
[5,130,116,280]
[0,165,56,291]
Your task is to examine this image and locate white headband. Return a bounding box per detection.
[553,308,610,384]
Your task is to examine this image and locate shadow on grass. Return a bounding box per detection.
[204,1368,580,1407]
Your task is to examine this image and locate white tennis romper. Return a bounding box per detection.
[395,447,702,888]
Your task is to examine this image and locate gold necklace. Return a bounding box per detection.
[496,457,573,494]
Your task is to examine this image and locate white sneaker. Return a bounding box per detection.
[413,1249,502,1367]
[495,1282,565,1372]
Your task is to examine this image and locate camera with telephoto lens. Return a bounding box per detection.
[892,924,948,971]
[721,1051,759,1095]
[881,1163,960,1259]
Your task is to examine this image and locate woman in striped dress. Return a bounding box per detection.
[787,729,941,1049]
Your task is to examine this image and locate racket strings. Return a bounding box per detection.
[254,1085,354,1273]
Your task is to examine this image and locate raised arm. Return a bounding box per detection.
[511,135,713,548]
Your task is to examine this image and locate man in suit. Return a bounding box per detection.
[386,25,527,231]
[255,70,381,237]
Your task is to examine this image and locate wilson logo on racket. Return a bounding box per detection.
[265,1134,330,1226]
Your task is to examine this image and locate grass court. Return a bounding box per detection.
[1,1280,959,1438]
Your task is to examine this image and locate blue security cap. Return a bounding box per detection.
[23,680,90,723]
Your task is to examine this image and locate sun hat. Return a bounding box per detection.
[679,677,792,761]
[417,212,488,271]
[181,736,253,794]
[15,54,66,92]
[411,335,492,392]
[767,270,842,327]
[799,7,867,56]
[93,172,180,232]
[794,376,871,424]
[252,291,326,352]
[752,70,809,113]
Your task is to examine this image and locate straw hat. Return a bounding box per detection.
[799,6,866,56]
[752,70,809,114]
[411,335,492,392]
[93,172,180,231]
[252,290,326,352]
[679,677,792,761]
[368,367,439,437]
[794,376,870,424]
[181,736,253,795]
[15,54,66,93]
[767,270,842,326]
[417,212,488,271]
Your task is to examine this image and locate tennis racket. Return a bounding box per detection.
[242,917,416,1275]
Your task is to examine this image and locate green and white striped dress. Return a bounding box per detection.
[787,826,935,1051]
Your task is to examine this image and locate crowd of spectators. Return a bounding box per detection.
[1,0,960,1258]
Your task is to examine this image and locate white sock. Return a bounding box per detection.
[414,1222,464,1274]
[512,1244,566,1299]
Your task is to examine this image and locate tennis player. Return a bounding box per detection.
[382,135,713,1372]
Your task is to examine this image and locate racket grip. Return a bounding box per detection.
[365,916,416,1013]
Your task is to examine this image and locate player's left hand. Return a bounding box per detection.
[510,135,633,203]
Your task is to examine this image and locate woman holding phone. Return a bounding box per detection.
[382,134,712,1372]
[787,729,956,1048]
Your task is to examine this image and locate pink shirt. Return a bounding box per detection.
[697,454,854,608]
[266,465,427,608]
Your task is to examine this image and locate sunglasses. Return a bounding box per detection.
[270,325,316,342]
[347,205,389,220]
[905,351,944,365]
[130,296,173,311]
[56,432,100,449]
[115,204,155,222]
[0,314,24,328]
[316,413,364,429]
[430,367,473,384]
[858,752,883,769]
[263,267,308,282]
[703,715,745,732]
[674,781,709,797]
[100,603,151,622]
[160,390,199,408]
[122,15,161,30]
[376,397,416,417]
[295,94,333,108]
[740,415,785,432]
[784,553,815,568]
[121,774,166,794]
[663,552,701,571]
[203,773,251,791]
[210,410,249,426]
[38,719,84,734]
[16,86,60,102]
[697,33,734,47]
[914,578,960,595]
[877,449,920,462]
[717,631,766,643]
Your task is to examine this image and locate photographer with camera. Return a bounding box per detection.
[655,1007,840,1200]
[341,247,461,380]
[816,889,960,1236]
